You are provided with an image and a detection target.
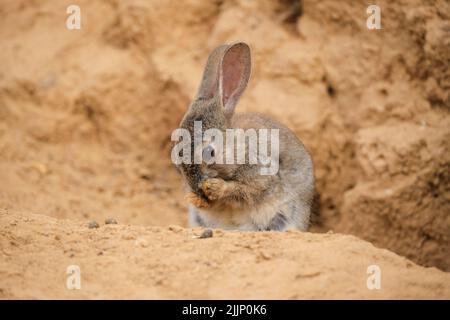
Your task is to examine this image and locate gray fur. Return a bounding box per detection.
[178,42,315,232]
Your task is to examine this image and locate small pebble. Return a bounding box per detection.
[122,233,136,240]
[88,221,99,229]
[105,218,118,225]
[199,228,213,239]
[134,237,149,248]
[168,225,184,233]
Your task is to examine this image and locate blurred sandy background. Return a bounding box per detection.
[0,0,449,298]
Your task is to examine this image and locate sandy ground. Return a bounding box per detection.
[1,209,449,299]
[0,0,449,299]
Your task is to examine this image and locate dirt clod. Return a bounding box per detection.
[199,229,213,239]
[105,218,118,225]
[87,221,100,229]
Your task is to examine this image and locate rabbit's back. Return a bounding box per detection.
[233,112,315,229]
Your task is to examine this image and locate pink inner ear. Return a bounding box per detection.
[222,47,245,107]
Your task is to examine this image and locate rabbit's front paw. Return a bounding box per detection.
[184,192,209,208]
[202,178,227,201]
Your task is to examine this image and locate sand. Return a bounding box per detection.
[0,0,449,299]
[1,209,449,299]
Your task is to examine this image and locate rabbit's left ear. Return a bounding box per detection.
[195,44,229,101]
[219,42,251,116]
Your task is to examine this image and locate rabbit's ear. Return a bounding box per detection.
[195,45,229,100]
[219,42,251,116]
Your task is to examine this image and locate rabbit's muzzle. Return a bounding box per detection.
[181,163,207,198]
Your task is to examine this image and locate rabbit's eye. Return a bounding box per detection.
[203,145,215,157]
[202,145,215,163]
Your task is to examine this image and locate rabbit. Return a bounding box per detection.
[175,42,315,231]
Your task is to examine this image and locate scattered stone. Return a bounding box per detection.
[295,271,321,279]
[122,233,136,240]
[88,221,99,229]
[168,225,184,233]
[258,250,272,260]
[134,237,149,248]
[199,228,213,239]
[105,218,118,225]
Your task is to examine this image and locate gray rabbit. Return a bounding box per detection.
[175,42,315,231]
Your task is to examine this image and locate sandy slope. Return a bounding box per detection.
[0,0,449,299]
[1,209,449,299]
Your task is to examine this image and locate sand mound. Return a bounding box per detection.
[1,209,449,299]
[0,0,449,298]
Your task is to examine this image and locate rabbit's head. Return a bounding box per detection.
[178,42,252,197]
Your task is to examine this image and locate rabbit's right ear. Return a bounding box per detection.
[195,45,229,101]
